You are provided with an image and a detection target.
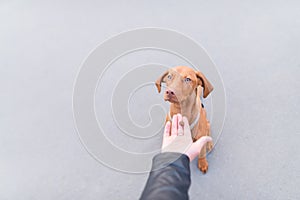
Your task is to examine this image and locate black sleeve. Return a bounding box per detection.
[139,152,191,200]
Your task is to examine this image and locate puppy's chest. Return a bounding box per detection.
[190,119,204,140]
[191,126,198,140]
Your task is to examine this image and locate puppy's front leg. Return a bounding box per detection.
[198,146,208,173]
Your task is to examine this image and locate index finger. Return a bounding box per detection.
[182,116,192,138]
[177,114,184,136]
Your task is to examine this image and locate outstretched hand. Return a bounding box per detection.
[162,113,212,161]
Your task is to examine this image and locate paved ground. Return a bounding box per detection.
[1,1,300,199]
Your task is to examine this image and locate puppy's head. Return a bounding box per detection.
[155,66,213,103]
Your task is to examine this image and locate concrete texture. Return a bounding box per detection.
[1,0,299,199]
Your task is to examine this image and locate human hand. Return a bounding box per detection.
[161,113,212,161]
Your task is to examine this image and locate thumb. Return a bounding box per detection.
[186,136,212,161]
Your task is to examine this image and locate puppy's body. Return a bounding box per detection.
[156,66,213,173]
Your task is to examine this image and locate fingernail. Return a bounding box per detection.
[179,120,184,127]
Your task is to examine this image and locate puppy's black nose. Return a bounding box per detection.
[165,89,175,96]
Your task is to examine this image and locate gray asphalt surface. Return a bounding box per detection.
[1,1,299,199]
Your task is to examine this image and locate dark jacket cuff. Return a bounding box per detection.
[151,152,190,172]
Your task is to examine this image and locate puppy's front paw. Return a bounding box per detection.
[198,157,208,173]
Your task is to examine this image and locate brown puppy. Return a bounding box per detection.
[155,66,213,173]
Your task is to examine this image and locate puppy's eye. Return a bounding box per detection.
[184,77,191,82]
[167,74,172,79]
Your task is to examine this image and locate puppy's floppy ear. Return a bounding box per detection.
[155,70,169,93]
[195,71,214,98]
